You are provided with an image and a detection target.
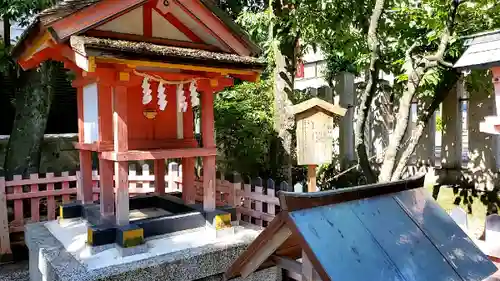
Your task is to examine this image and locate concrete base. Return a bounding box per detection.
[26,221,277,281]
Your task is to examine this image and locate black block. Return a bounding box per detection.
[59,202,83,219]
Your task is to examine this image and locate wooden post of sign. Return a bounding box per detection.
[307,165,317,192]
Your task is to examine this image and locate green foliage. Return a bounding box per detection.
[214,80,280,178]
[436,115,443,132]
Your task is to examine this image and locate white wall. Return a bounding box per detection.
[83,83,100,144]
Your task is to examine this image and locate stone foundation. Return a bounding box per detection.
[26,222,279,281]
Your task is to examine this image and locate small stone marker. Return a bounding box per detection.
[292,98,346,192]
[485,214,500,242]
[450,206,468,232]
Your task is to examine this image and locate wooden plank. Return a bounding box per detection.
[288,203,406,281]
[271,255,301,276]
[99,158,114,217]
[203,155,216,212]
[79,150,94,204]
[13,175,23,226]
[46,173,56,220]
[6,174,77,187]
[243,182,251,223]
[237,206,275,223]
[279,174,425,212]
[113,85,129,152]
[30,174,40,222]
[182,158,196,204]
[61,172,71,203]
[0,177,12,256]
[395,189,498,281]
[115,161,129,226]
[101,147,217,161]
[7,189,77,200]
[142,164,150,190]
[240,226,292,278]
[302,251,321,281]
[350,195,462,281]
[254,183,263,226]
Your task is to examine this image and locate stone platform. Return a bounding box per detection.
[26,220,280,281]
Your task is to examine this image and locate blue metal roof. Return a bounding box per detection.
[290,188,497,281]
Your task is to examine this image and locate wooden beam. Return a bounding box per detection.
[301,251,322,281]
[278,174,425,212]
[161,11,204,43]
[115,161,129,226]
[271,255,302,279]
[74,139,199,152]
[101,147,216,161]
[240,226,292,278]
[95,57,259,76]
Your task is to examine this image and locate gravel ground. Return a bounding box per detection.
[0,261,29,281]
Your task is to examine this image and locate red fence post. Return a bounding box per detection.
[0,177,12,260]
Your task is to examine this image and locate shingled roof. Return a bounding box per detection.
[38,0,101,25]
[454,29,500,70]
[70,36,266,70]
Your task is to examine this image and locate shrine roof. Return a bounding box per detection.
[70,36,266,70]
[454,29,500,70]
[12,0,262,60]
[38,0,101,25]
[225,174,498,281]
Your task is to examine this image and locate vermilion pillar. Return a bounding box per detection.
[201,87,216,212]
[113,77,130,226]
[75,79,94,205]
[97,82,114,217]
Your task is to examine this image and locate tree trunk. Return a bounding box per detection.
[4,61,58,178]
[354,0,386,184]
[378,82,416,182]
[3,15,11,48]
[391,72,460,181]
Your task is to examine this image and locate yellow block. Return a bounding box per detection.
[122,228,144,241]
[87,228,94,245]
[59,206,63,219]
[214,213,232,230]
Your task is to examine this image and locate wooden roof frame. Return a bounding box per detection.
[224,174,427,281]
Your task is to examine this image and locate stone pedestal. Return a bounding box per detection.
[335,72,355,168]
[26,221,279,281]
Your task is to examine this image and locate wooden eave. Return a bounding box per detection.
[292,98,347,117]
[70,36,266,71]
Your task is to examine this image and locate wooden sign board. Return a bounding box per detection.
[293,98,346,166]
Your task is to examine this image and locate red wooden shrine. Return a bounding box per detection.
[13,0,265,226]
